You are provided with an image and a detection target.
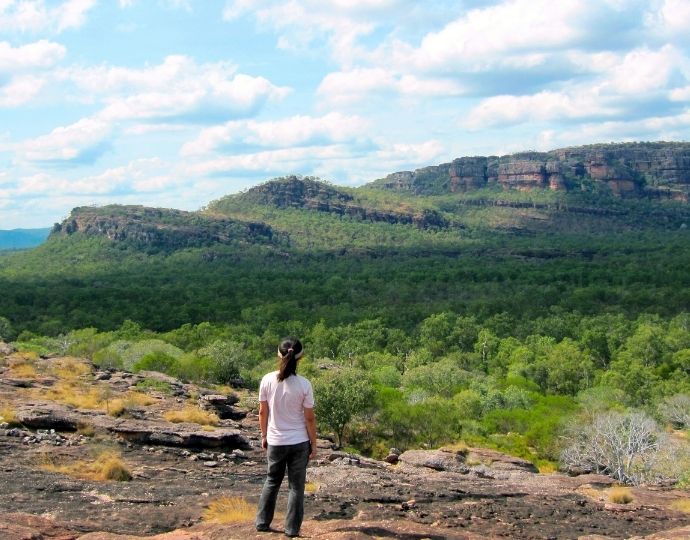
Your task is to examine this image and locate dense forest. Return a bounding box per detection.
[1,164,689,483]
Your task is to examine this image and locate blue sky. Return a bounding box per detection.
[1,0,690,228]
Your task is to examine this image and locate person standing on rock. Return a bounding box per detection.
[256,338,317,538]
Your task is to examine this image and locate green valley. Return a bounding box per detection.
[1,142,689,475]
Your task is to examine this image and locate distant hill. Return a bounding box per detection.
[0,228,50,250]
[50,204,280,253]
[208,175,449,229]
[1,141,690,335]
[370,141,690,200]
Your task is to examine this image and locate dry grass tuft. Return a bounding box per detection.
[49,357,92,381]
[0,402,18,426]
[441,441,470,456]
[107,391,156,417]
[305,481,319,494]
[41,450,132,482]
[8,363,39,379]
[76,423,96,437]
[44,381,105,409]
[537,462,558,474]
[577,486,603,500]
[6,355,40,379]
[38,379,157,416]
[163,406,219,426]
[98,453,133,481]
[670,499,690,513]
[607,487,633,504]
[202,496,255,524]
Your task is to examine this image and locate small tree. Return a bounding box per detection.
[658,394,690,430]
[133,351,178,374]
[197,340,244,384]
[315,369,375,448]
[561,411,663,485]
[0,316,14,341]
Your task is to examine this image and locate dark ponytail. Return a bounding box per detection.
[277,338,303,381]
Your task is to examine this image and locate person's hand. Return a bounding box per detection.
[261,436,268,450]
[309,443,317,460]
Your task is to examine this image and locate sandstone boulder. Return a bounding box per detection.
[465,447,539,474]
[398,449,470,473]
[15,402,80,431]
[197,393,245,420]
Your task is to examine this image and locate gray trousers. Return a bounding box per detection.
[256,440,310,536]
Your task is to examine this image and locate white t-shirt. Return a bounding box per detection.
[259,371,315,446]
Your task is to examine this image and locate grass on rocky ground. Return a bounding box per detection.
[440,441,470,456]
[40,450,132,481]
[0,402,18,426]
[237,391,260,414]
[202,497,255,523]
[670,499,690,513]
[135,378,174,395]
[5,354,40,379]
[43,381,104,409]
[41,380,156,416]
[48,357,92,380]
[106,391,156,416]
[607,487,634,504]
[163,406,219,426]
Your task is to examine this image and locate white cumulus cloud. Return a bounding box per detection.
[15,117,111,162]
[182,112,370,156]
[63,55,290,123]
[0,0,96,33]
[0,75,46,106]
[318,67,464,105]
[0,40,65,72]
[603,45,687,95]
[464,90,615,130]
[11,56,291,165]
[410,0,584,73]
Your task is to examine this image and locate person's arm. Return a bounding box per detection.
[259,400,269,450]
[304,407,317,459]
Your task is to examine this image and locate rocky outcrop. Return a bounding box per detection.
[3,512,690,540]
[225,176,449,228]
[372,142,690,199]
[14,401,250,450]
[3,358,690,540]
[50,205,278,252]
[237,175,355,208]
[398,449,470,474]
[197,394,246,420]
[397,447,539,478]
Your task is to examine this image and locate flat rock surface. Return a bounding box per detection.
[1,356,690,540]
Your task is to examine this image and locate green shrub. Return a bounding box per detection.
[133,351,178,374]
[135,378,173,394]
[92,349,123,369]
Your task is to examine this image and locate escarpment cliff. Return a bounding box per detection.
[51,205,277,252]
[372,142,690,200]
[213,176,449,228]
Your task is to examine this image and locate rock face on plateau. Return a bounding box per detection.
[50,205,277,251]
[373,142,690,199]
[233,176,449,228]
